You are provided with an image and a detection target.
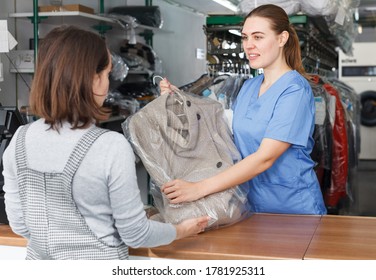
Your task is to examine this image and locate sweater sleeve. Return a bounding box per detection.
[105,133,177,248]
[2,127,30,239]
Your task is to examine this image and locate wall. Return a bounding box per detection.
[0,0,17,106]
[151,0,207,87]
[0,0,207,107]
[355,27,376,43]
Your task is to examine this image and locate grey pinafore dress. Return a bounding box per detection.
[15,124,128,259]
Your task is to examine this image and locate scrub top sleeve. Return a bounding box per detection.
[264,84,314,147]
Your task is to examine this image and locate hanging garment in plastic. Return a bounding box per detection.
[123,90,251,230]
[309,75,349,209]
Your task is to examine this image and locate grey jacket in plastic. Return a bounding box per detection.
[123,91,251,229]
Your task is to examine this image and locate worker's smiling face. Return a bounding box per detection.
[241,16,288,71]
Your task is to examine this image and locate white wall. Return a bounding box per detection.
[355,27,376,43]
[0,0,207,107]
[151,0,207,86]
[0,0,17,106]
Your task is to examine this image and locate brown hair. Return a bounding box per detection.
[30,25,110,130]
[244,4,306,76]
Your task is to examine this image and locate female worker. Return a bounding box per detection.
[160,4,327,215]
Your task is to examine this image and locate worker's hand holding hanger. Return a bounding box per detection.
[153,75,179,95]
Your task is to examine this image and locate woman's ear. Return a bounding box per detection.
[279,31,289,47]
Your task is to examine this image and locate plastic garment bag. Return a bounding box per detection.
[122,89,251,230]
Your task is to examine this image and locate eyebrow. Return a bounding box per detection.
[241,31,265,36]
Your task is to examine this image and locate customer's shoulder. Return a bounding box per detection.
[92,130,134,159]
[97,129,129,144]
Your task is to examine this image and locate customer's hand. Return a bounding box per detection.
[159,78,179,95]
[174,216,210,239]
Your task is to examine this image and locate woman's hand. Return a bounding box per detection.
[159,78,179,95]
[174,216,210,239]
[162,179,206,203]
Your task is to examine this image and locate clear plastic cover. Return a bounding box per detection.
[237,0,301,15]
[122,89,252,230]
[237,0,360,55]
[322,82,349,208]
[110,52,129,82]
[106,14,139,44]
[300,0,338,16]
[309,75,350,209]
[109,6,163,28]
[310,81,333,171]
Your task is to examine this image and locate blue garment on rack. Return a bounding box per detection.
[232,70,327,215]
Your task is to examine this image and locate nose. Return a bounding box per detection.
[243,39,255,50]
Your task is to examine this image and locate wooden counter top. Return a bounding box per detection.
[129,214,322,260]
[2,213,376,260]
[0,224,27,247]
[304,215,376,260]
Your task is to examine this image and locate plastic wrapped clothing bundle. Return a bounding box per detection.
[110,52,129,82]
[109,6,163,28]
[237,0,300,15]
[122,90,251,230]
[237,0,359,55]
[238,0,341,17]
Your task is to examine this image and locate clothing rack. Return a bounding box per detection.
[207,62,252,78]
[293,18,338,78]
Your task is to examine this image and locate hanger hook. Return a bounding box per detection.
[152,75,164,86]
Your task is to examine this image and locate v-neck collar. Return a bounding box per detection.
[257,70,295,99]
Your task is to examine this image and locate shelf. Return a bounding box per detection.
[206,15,244,26]
[10,69,154,75]
[8,11,171,34]
[10,69,34,73]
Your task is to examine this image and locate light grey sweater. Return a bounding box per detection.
[3,119,176,248]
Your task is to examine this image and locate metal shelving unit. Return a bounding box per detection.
[9,0,169,68]
[8,11,169,34]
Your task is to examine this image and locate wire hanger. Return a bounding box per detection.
[152,75,185,103]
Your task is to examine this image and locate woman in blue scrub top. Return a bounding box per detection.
[159,4,327,215]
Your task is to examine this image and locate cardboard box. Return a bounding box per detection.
[39,4,94,14]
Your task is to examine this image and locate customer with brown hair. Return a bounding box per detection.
[159,4,327,215]
[3,25,209,260]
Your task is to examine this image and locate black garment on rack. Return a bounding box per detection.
[309,80,333,197]
[178,74,215,95]
[310,75,349,210]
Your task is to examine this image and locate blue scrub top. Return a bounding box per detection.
[232,70,327,215]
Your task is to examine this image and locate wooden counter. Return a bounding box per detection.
[0,224,27,247]
[2,213,376,260]
[304,215,376,259]
[129,214,322,259]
